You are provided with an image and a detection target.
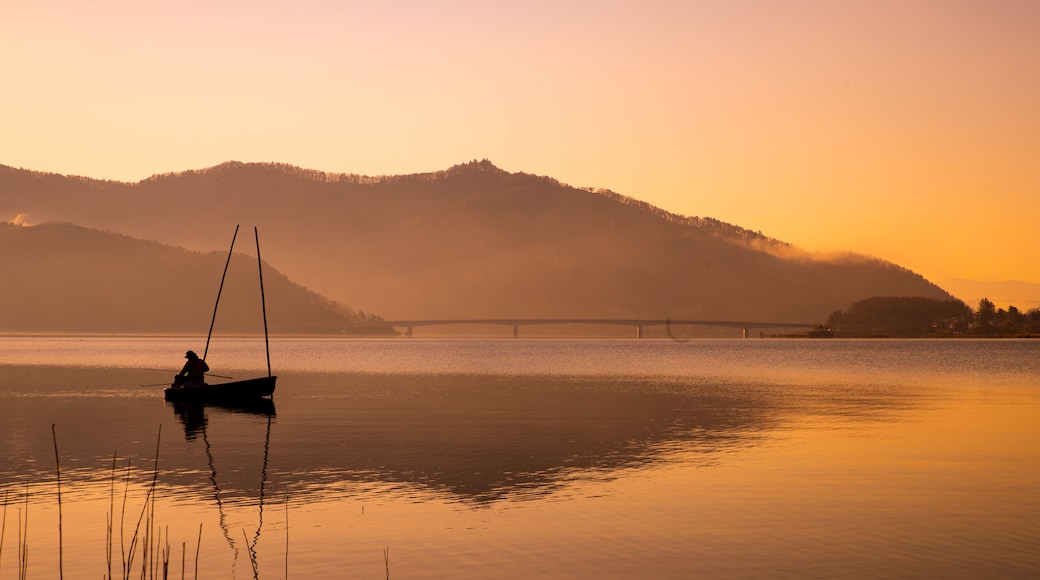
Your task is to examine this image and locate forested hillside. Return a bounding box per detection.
[2,161,953,322]
[0,222,391,334]
[825,296,1040,337]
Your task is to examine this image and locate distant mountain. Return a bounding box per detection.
[1,160,952,322]
[0,222,390,334]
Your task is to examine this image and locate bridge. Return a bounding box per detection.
[373,318,816,339]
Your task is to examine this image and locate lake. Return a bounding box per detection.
[1,337,1039,578]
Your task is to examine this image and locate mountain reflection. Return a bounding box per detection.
[268,374,786,503]
[0,367,921,505]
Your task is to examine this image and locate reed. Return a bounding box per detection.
[0,489,7,577]
[242,529,259,579]
[145,476,156,579]
[125,426,162,578]
[18,481,28,580]
[120,456,131,578]
[285,496,289,580]
[51,424,64,580]
[160,525,171,579]
[107,452,117,580]
[194,523,202,580]
[14,425,288,579]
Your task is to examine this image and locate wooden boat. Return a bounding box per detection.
[165,225,276,402]
[165,375,277,402]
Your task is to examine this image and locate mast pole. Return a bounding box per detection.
[204,225,239,360]
[255,227,272,377]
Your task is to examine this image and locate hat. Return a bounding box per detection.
[185,350,198,359]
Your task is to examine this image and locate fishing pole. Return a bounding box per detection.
[136,369,234,379]
[140,373,234,387]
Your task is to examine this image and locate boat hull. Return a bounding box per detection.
[164,376,277,402]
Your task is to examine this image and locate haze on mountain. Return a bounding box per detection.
[0,221,387,335]
[1,160,951,324]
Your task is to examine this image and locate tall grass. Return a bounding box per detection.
[285,496,290,580]
[11,422,300,580]
[0,483,32,580]
[18,481,28,580]
[45,424,206,580]
[51,424,64,580]
[1,489,7,577]
[122,426,165,580]
[108,452,117,580]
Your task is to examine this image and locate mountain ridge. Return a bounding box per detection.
[0,221,390,334]
[1,160,953,322]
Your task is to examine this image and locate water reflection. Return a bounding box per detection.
[0,367,925,506]
[171,398,276,441]
[172,398,274,577]
[262,372,924,504]
[4,343,1037,578]
[273,375,784,503]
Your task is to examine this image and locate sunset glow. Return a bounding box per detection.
[2,0,1038,295]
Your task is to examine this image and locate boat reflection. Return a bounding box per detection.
[171,398,274,576]
[172,398,276,441]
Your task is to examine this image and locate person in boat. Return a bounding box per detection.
[173,350,209,387]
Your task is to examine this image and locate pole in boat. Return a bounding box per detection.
[255,226,272,377]
[204,225,240,360]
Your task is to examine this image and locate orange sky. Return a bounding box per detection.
[2,0,1038,294]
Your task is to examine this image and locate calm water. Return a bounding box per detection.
[1,337,1039,578]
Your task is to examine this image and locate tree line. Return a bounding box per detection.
[824,296,1040,337]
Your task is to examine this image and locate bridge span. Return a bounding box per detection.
[376,318,816,339]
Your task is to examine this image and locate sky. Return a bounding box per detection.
[3,0,1039,298]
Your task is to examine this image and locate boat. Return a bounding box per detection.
[165,225,277,402]
[165,375,277,402]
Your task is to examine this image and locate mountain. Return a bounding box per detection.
[1,160,952,322]
[0,222,390,334]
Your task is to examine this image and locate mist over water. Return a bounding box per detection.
[2,338,1039,578]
